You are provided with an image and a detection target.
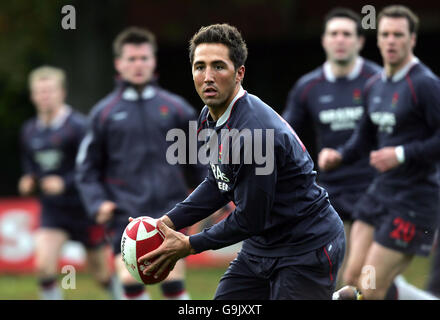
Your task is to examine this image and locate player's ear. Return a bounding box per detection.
[357,35,365,51]
[410,32,416,49]
[236,65,245,84]
[114,58,121,73]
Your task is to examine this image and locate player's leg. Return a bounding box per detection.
[358,241,412,300]
[271,230,345,300]
[34,227,68,299]
[86,247,122,300]
[427,229,440,297]
[161,259,190,300]
[342,220,374,286]
[214,251,270,300]
[114,252,151,300]
[336,221,351,288]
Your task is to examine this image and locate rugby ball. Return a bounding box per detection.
[120,216,170,284]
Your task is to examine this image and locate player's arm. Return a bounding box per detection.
[397,76,440,164]
[18,124,37,196]
[319,91,377,171]
[165,171,230,230]
[282,80,308,136]
[188,161,276,253]
[75,110,114,221]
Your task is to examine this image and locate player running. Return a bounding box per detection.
[75,27,205,300]
[320,6,440,300]
[282,7,381,287]
[135,23,346,300]
[18,66,118,299]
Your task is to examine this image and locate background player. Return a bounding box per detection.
[320,5,440,299]
[282,7,381,287]
[75,27,205,300]
[18,66,118,299]
[136,23,345,300]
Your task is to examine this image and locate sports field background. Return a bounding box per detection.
[0,256,433,300]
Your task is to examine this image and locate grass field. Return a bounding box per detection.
[0,255,434,300]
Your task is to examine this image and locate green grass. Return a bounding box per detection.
[0,266,227,300]
[0,256,434,300]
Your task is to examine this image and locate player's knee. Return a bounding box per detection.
[361,287,387,300]
[342,268,359,286]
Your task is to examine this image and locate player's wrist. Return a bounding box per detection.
[395,145,405,164]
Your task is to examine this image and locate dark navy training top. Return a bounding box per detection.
[283,57,381,194]
[167,87,344,257]
[340,57,440,222]
[20,106,86,208]
[75,80,206,220]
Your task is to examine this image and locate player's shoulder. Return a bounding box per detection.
[361,58,382,76]
[89,88,124,119]
[410,61,440,84]
[21,117,37,135]
[295,66,325,89]
[67,108,88,129]
[155,85,196,114]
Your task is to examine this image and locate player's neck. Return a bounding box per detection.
[208,84,241,122]
[328,57,359,78]
[385,53,414,78]
[38,104,64,127]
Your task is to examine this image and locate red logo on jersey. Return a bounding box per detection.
[391,92,399,108]
[159,105,169,117]
[353,88,362,104]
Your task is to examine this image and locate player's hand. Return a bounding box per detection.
[18,175,36,196]
[40,175,65,195]
[137,220,195,279]
[370,147,400,173]
[96,200,117,224]
[318,148,342,171]
[128,215,176,230]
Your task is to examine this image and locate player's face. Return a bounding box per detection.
[115,43,156,85]
[30,78,65,115]
[192,43,244,111]
[322,18,363,64]
[377,17,415,68]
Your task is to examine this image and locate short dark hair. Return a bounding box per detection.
[378,5,419,34]
[113,27,157,58]
[323,7,363,36]
[189,23,248,70]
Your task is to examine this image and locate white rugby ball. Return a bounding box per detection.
[120,216,170,284]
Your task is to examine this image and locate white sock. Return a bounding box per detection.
[394,275,439,300]
[165,291,191,300]
[40,284,63,300]
[107,275,123,300]
[123,291,151,300]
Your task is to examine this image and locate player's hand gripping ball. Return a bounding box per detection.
[121,216,170,284]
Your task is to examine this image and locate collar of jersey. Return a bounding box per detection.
[37,104,72,130]
[122,85,156,101]
[323,56,364,82]
[381,56,419,83]
[208,86,246,128]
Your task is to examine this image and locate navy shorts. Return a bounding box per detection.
[214,230,345,300]
[41,204,106,249]
[328,191,366,222]
[354,192,436,256]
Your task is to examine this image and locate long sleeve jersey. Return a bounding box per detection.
[340,57,440,220]
[75,81,206,219]
[20,106,86,208]
[167,87,343,257]
[283,57,381,194]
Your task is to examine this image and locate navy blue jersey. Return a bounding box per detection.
[341,58,440,220]
[167,87,343,257]
[20,106,86,208]
[283,57,381,194]
[75,81,206,219]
